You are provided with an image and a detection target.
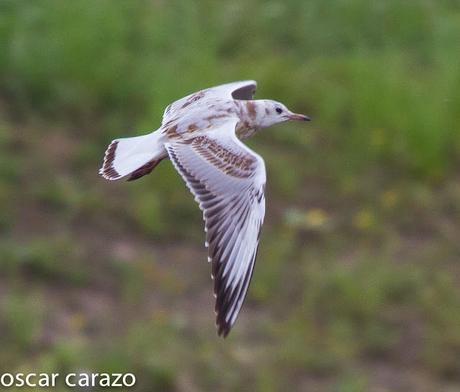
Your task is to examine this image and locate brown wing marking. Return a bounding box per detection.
[180,90,206,109]
[187,136,256,178]
[127,159,162,181]
[100,140,121,180]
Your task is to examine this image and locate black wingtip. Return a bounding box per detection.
[217,322,231,338]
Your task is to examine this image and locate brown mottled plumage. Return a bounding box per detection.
[99,81,310,336]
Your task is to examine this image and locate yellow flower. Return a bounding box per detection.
[304,208,328,228]
[381,190,398,209]
[353,209,374,230]
[70,312,87,332]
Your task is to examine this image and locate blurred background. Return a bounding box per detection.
[1,1,460,391]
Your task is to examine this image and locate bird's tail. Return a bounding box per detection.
[99,132,166,181]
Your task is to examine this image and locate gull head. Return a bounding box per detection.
[258,100,311,128]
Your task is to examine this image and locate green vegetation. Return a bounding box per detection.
[0,1,459,390]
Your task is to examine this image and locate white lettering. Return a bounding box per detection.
[26,373,37,387]
[39,373,59,387]
[90,373,98,387]
[79,373,90,387]
[99,373,111,387]
[15,373,25,387]
[17,372,134,388]
[0,373,60,387]
[124,373,136,387]
[52,373,59,387]
[111,373,122,387]
[65,373,77,387]
[0,374,14,387]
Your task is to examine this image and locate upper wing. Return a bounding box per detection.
[162,80,257,125]
[165,120,265,337]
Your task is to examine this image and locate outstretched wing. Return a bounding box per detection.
[162,80,257,125]
[165,120,265,337]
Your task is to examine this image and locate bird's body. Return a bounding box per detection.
[100,81,309,336]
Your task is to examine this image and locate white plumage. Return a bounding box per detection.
[99,80,310,336]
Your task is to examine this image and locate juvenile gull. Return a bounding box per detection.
[100,80,310,337]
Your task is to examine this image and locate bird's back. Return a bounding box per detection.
[160,97,240,140]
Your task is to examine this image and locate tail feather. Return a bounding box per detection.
[100,140,122,180]
[127,159,161,181]
[99,132,165,181]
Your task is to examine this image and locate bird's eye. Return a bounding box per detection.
[275,107,283,114]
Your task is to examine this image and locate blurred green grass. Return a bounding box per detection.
[0,0,460,391]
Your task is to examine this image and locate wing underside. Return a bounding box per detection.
[165,122,265,336]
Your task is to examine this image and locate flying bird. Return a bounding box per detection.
[99,80,310,337]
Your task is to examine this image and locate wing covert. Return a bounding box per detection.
[162,80,257,125]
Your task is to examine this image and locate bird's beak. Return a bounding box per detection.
[287,112,311,121]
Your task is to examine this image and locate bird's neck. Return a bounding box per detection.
[237,100,267,129]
